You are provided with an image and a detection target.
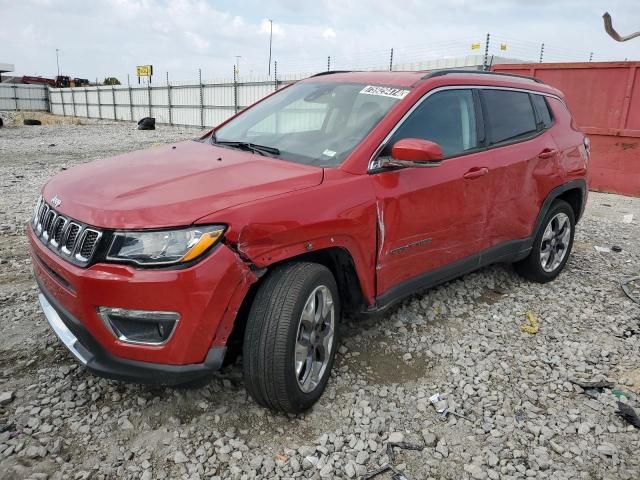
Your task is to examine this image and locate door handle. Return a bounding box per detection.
[463,167,489,180]
[538,148,558,159]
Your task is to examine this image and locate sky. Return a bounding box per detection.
[1,0,639,83]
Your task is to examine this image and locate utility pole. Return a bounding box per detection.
[56,48,60,77]
[268,19,273,76]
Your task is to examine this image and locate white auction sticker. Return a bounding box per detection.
[359,85,410,99]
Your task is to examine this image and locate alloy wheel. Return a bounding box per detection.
[539,212,571,273]
[294,285,335,393]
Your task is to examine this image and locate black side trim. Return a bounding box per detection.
[372,238,532,313]
[422,69,544,84]
[37,280,225,385]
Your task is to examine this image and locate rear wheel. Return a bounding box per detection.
[243,262,339,413]
[515,199,575,283]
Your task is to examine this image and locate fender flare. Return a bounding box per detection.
[531,179,587,238]
[239,235,376,305]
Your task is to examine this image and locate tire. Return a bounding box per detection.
[243,262,340,413]
[23,119,42,126]
[515,199,575,283]
[137,117,155,130]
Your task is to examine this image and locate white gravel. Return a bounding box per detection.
[1,116,639,479]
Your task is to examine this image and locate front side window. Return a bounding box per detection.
[385,89,478,158]
[212,81,408,166]
[482,90,537,144]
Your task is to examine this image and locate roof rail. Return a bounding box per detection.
[310,70,352,77]
[422,69,544,84]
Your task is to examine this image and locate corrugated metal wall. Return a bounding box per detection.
[47,73,307,128]
[0,84,49,111]
[492,61,640,196]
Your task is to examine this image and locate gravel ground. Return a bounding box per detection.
[1,114,639,480]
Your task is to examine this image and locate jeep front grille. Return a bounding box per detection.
[32,197,103,266]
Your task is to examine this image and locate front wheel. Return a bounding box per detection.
[515,199,575,283]
[243,262,340,413]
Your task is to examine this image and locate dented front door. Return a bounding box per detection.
[371,151,493,296]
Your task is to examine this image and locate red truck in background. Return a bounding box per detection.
[21,75,90,88]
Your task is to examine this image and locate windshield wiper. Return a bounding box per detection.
[213,140,280,157]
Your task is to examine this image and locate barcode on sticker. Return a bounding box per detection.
[360,85,409,99]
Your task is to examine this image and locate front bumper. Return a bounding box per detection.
[28,224,256,383]
[38,285,225,384]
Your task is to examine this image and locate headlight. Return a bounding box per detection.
[106,225,225,266]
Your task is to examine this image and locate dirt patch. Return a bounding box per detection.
[476,287,509,305]
[1,111,86,127]
[621,369,640,394]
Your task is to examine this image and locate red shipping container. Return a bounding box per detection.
[492,62,640,197]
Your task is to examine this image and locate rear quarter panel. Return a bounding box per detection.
[548,97,588,183]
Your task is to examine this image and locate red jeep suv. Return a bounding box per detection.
[28,70,588,413]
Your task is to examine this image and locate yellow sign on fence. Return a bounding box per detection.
[471,43,481,50]
[136,65,153,77]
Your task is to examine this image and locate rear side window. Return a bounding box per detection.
[482,90,537,144]
[387,89,478,157]
[531,94,553,129]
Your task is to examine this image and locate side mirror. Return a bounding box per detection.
[376,138,443,170]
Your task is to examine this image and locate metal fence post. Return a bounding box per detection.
[95,78,101,119]
[84,86,88,118]
[61,89,66,116]
[233,65,239,114]
[198,68,204,128]
[166,72,172,126]
[71,87,76,117]
[589,52,594,62]
[127,75,133,122]
[274,61,279,91]
[539,43,545,63]
[97,86,102,119]
[327,56,330,71]
[389,48,394,71]
[45,87,51,113]
[147,80,152,118]
[12,84,18,111]
[111,85,117,120]
[483,33,491,70]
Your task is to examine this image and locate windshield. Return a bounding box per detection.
[211,81,409,167]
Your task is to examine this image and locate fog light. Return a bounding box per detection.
[98,307,179,345]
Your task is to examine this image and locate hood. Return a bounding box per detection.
[42,140,323,229]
